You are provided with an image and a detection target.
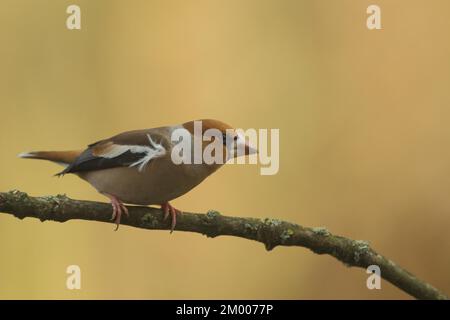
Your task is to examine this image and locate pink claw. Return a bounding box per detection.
[161,202,181,233]
[104,193,129,231]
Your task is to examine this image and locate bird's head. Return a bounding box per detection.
[182,119,258,163]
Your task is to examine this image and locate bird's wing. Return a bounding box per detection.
[57,128,171,175]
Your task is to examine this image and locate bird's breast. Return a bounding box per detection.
[77,159,220,205]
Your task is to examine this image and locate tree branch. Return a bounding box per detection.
[0,190,446,300]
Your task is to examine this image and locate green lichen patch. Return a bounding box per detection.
[141,213,158,227]
[54,194,68,203]
[244,222,258,232]
[353,240,370,263]
[280,228,294,241]
[206,210,221,219]
[312,227,330,236]
[263,218,282,227]
[9,189,28,201]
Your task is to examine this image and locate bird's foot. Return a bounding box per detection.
[161,202,181,233]
[104,193,129,231]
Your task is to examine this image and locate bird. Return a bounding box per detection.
[18,119,257,232]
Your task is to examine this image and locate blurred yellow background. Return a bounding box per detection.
[1,0,450,299]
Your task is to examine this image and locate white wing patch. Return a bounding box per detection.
[100,134,166,172]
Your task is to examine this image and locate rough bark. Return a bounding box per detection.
[0,190,447,300]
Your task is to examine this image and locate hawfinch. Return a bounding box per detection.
[19,119,257,232]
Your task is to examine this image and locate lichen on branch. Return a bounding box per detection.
[0,190,447,300]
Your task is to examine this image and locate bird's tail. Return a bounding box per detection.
[18,150,82,166]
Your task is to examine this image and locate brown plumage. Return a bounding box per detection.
[19,150,82,164]
[19,119,257,232]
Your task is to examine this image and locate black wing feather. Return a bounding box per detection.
[56,149,146,176]
[56,128,171,176]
